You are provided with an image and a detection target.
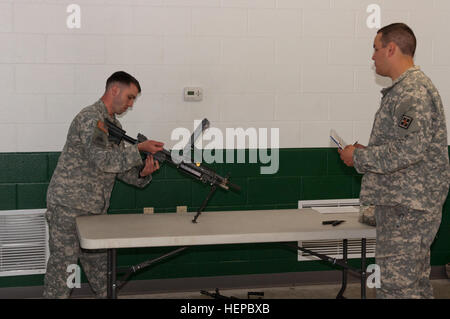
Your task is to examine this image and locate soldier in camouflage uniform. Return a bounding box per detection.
[43,71,164,298]
[339,23,449,298]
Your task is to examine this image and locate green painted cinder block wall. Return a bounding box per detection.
[0,149,449,288]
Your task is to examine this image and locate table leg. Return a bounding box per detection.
[361,238,367,299]
[107,249,117,299]
[336,239,348,299]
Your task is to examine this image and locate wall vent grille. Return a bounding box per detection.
[0,209,49,277]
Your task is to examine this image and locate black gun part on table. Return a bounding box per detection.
[322,220,346,226]
[97,118,241,223]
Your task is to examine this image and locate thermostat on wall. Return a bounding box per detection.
[184,87,203,101]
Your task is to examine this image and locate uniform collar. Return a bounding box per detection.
[95,99,116,122]
[381,65,420,96]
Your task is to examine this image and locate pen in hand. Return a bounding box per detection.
[330,136,344,150]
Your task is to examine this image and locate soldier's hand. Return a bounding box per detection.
[140,155,160,177]
[138,140,164,154]
[338,145,355,167]
[354,143,366,149]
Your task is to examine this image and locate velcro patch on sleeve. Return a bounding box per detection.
[398,115,413,129]
[92,126,108,147]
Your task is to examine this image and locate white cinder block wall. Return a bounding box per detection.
[1,0,449,152]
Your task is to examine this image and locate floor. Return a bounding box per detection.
[118,279,450,299]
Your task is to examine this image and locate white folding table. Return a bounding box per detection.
[76,209,376,299]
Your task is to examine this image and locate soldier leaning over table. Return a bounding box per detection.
[43,71,164,298]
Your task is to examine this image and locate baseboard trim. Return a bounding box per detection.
[0,266,447,299]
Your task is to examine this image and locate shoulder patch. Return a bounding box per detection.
[398,115,413,129]
[92,126,108,147]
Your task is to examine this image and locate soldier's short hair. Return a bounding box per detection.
[106,71,141,93]
[377,23,416,57]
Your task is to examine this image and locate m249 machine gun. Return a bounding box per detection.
[97,118,240,223]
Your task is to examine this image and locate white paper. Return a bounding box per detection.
[329,129,347,148]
